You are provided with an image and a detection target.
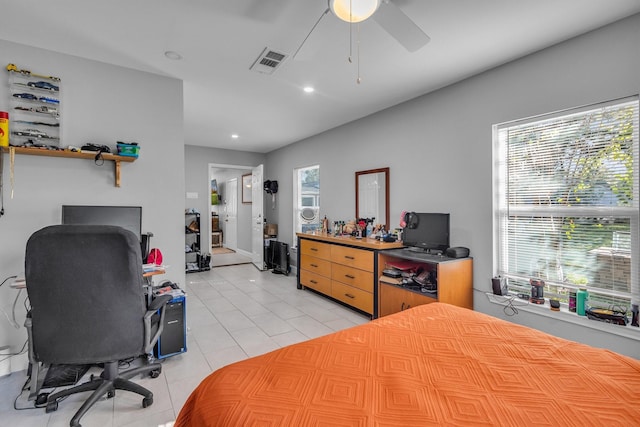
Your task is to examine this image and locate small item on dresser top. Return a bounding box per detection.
[445,246,469,258]
[549,299,561,311]
[382,234,397,242]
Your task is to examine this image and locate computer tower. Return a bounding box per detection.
[155,295,187,359]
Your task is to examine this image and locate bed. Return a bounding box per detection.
[175,302,640,426]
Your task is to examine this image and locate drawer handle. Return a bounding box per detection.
[310,280,318,284]
[310,247,318,251]
[344,293,355,299]
[310,264,318,268]
[401,302,411,311]
[344,255,355,260]
[345,274,355,279]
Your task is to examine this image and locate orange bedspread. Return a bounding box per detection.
[175,303,640,426]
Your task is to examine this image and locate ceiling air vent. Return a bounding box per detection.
[250,47,288,75]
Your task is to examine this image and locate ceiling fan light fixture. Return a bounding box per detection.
[329,0,380,23]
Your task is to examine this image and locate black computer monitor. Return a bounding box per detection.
[61,205,143,242]
[402,212,450,253]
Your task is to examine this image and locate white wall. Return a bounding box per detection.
[0,40,185,373]
[265,14,640,357]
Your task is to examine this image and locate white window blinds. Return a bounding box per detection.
[495,97,639,311]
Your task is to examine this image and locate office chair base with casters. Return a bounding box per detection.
[43,358,161,427]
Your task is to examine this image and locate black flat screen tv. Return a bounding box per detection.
[61,205,142,242]
[402,212,450,253]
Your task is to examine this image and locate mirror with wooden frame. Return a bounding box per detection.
[355,167,389,229]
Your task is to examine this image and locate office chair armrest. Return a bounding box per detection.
[148,294,172,311]
[143,294,172,355]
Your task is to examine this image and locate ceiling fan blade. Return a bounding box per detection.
[373,0,430,52]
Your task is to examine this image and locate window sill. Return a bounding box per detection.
[486,293,640,342]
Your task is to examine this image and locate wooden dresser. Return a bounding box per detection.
[377,248,473,317]
[297,233,403,318]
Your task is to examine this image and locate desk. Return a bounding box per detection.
[143,268,166,279]
[13,269,167,306]
[12,267,165,288]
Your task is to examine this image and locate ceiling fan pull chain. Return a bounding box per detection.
[357,23,362,84]
[348,0,353,63]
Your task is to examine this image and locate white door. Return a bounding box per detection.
[251,165,264,270]
[224,178,238,251]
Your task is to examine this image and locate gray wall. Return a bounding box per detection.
[265,14,640,357]
[184,146,266,253]
[0,40,185,372]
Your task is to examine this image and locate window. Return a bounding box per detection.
[494,97,639,315]
[293,165,320,241]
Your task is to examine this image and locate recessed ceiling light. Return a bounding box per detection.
[164,51,182,60]
[231,134,239,139]
[303,86,315,93]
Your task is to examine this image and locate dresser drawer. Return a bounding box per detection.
[331,281,373,315]
[300,239,331,261]
[331,263,373,293]
[300,269,331,295]
[300,254,332,278]
[330,245,373,271]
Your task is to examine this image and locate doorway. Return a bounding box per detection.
[209,163,264,269]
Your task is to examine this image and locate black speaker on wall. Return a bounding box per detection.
[155,295,187,359]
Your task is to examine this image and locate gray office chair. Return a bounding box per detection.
[24,225,171,427]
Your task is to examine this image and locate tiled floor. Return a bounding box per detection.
[0,264,370,426]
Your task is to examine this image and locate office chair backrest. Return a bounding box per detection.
[25,225,147,364]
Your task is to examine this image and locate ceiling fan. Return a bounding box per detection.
[294,0,431,59]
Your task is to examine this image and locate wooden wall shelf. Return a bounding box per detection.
[1,146,136,187]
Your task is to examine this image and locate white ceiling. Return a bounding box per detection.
[1,0,639,153]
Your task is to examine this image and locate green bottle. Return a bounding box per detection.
[576,288,588,316]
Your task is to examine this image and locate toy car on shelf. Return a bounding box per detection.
[20,140,62,150]
[14,105,60,117]
[27,81,59,91]
[13,92,38,100]
[14,120,60,128]
[6,63,61,82]
[39,96,59,104]
[14,128,49,138]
